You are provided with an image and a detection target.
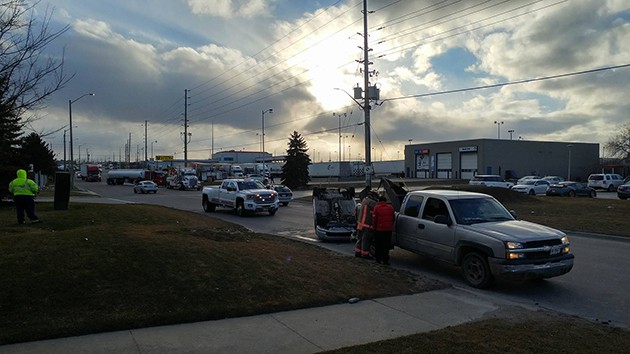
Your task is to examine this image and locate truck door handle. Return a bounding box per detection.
[418,224,425,229]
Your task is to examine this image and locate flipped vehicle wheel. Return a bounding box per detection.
[462,252,493,289]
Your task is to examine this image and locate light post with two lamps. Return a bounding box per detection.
[69,93,94,187]
[494,121,504,139]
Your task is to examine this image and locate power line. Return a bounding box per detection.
[381,64,630,103]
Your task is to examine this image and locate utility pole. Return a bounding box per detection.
[362,0,372,188]
[184,89,189,167]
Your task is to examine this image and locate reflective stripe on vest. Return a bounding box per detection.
[357,204,373,230]
[11,179,35,196]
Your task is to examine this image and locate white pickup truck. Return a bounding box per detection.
[202,179,279,216]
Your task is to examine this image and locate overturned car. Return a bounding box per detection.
[312,187,357,241]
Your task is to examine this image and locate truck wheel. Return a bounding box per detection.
[202,198,216,212]
[462,252,493,289]
[528,189,535,196]
[269,208,277,216]
[236,202,246,217]
[608,184,615,192]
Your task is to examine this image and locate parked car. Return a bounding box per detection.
[516,175,542,185]
[133,180,158,194]
[271,184,293,206]
[587,173,624,192]
[617,181,630,200]
[546,181,596,198]
[542,176,565,184]
[469,175,514,188]
[511,179,550,195]
[246,174,270,185]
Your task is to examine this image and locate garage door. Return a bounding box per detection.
[415,154,430,179]
[436,153,452,179]
[460,152,478,179]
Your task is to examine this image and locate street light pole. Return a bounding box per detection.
[63,129,68,169]
[262,108,273,174]
[494,121,504,139]
[151,140,157,160]
[508,129,515,140]
[567,144,573,180]
[69,93,94,187]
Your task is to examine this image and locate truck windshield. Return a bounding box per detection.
[238,181,265,190]
[448,198,514,225]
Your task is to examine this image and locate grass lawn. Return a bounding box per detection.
[0,203,444,345]
[1,194,629,351]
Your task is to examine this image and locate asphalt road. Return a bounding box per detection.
[75,179,630,329]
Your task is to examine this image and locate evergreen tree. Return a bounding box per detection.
[19,132,57,176]
[0,97,22,199]
[281,131,311,189]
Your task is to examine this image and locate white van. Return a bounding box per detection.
[587,174,624,191]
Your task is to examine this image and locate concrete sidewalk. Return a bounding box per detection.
[0,287,511,354]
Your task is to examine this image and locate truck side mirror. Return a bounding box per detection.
[434,215,452,226]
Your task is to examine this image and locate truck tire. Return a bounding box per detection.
[462,252,494,289]
[202,197,216,212]
[235,201,246,217]
[269,208,277,216]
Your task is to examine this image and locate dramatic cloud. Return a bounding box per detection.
[30,0,630,162]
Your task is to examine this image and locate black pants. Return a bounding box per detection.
[374,230,391,263]
[14,195,38,224]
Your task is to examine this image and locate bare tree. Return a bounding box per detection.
[0,0,73,121]
[604,123,630,164]
[0,0,72,198]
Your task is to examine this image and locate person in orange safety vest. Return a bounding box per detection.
[354,190,378,259]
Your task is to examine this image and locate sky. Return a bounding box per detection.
[26,0,630,163]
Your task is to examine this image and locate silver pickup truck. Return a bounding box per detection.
[392,189,574,288]
[202,179,278,216]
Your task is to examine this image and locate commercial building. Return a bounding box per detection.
[404,139,599,182]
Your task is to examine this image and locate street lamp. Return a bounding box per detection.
[494,121,504,139]
[63,129,68,169]
[150,140,157,160]
[69,93,94,186]
[262,108,273,174]
[567,144,573,181]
